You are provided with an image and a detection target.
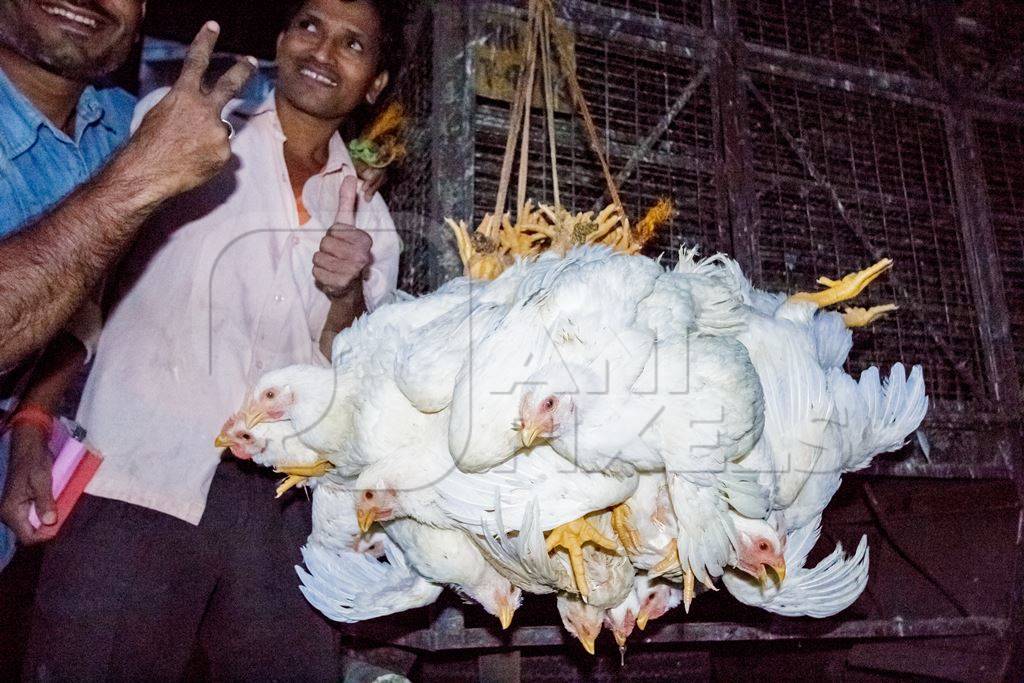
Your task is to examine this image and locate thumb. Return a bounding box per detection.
[333,175,359,227]
[30,470,56,526]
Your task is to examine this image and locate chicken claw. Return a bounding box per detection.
[789,258,893,308]
[842,303,898,328]
[649,539,680,578]
[610,503,640,555]
[273,460,332,498]
[545,517,620,601]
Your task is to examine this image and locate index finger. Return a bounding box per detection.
[176,21,220,91]
[209,55,258,110]
[334,175,359,227]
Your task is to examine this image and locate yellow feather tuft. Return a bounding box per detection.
[632,198,674,248]
[362,102,408,144]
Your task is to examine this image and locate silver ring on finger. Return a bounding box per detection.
[221,118,235,140]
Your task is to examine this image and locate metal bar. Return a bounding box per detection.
[431,0,478,287]
[373,616,1008,652]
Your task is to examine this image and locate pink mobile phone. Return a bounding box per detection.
[28,419,102,532]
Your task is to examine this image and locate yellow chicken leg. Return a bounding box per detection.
[789,258,893,308]
[842,304,898,328]
[610,503,640,555]
[545,517,620,601]
[681,569,696,613]
[649,539,680,578]
[273,460,332,498]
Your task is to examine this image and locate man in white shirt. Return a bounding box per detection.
[22,1,406,679]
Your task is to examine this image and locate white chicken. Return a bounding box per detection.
[220,243,928,653]
[380,519,522,629]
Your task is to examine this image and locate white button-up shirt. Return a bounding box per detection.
[77,90,401,524]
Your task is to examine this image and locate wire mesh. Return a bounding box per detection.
[472,11,722,260]
[950,0,1024,104]
[583,0,705,29]
[387,9,436,295]
[737,0,933,79]
[975,118,1024,391]
[746,70,989,411]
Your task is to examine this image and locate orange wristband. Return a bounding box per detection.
[10,404,53,439]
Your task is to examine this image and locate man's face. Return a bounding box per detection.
[276,0,389,122]
[0,0,143,81]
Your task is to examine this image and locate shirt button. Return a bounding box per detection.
[275,294,284,302]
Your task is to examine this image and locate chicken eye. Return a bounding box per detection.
[758,541,769,551]
[364,491,374,500]
[241,432,252,442]
[541,397,556,411]
[264,390,276,400]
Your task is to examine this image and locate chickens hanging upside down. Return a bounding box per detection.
[217,244,926,654]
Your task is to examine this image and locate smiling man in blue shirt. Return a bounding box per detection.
[0,0,138,571]
[0,1,257,570]
[0,56,134,235]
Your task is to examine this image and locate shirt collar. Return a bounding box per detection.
[241,88,354,175]
[0,66,113,159]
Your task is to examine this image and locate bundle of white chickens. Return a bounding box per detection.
[217,245,927,655]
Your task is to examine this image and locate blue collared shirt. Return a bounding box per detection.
[0,66,135,236]
[0,66,135,568]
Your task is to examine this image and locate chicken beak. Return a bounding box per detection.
[214,433,233,449]
[521,425,542,449]
[498,602,515,630]
[635,607,650,631]
[579,633,596,656]
[757,565,769,586]
[244,410,267,429]
[770,560,787,585]
[613,630,627,649]
[357,508,376,534]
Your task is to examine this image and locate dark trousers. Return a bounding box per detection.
[22,458,339,682]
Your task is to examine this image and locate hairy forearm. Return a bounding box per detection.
[0,144,167,368]
[319,285,366,359]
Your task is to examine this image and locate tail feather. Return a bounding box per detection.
[831,363,928,472]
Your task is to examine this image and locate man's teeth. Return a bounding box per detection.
[42,4,98,27]
[300,68,338,87]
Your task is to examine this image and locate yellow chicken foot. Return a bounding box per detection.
[545,517,620,601]
[273,460,333,498]
[682,570,696,613]
[610,503,641,555]
[842,304,899,328]
[649,539,680,578]
[789,258,893,308]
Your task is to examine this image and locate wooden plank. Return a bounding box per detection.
[710,0,761,279]
[477,651,521,683]
[431,0,478,287]
[372,616,1008,652]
